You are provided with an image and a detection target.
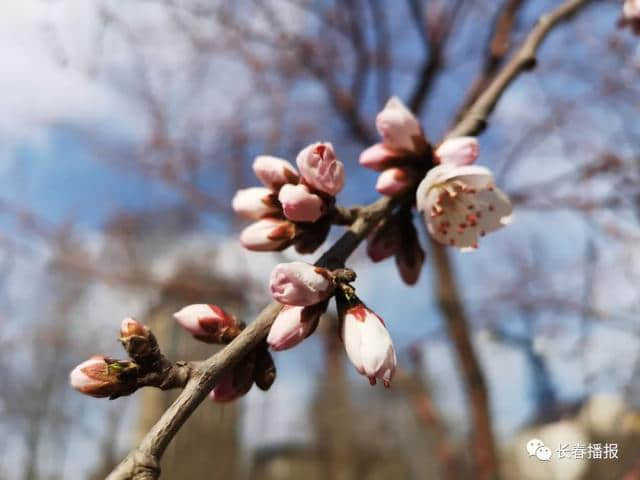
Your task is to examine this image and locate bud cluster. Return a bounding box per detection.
[235,143,345,254]
[359,97,432,196]
[171,303,275,402]
[360,96,512,259]
[265,261,397,387]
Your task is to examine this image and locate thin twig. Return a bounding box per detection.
[448,0,594,139]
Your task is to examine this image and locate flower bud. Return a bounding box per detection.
[435,137,479,166]
[366,219,400,262]
[278,183,324,223]
[69,356,137,398]
[267,303,324,351]
[254,347,277,391]
[269,261,334,306]
[252,155,299,190]
[232,187,279,220]
[240,218,296,251]
[209,371,246,403]
[337,295,396,387]
[376,96,424,153]
[210,353,256,403]
[395,222,425,285]
[296,142,344,196]
[119,317,158,362]
[120,317,148,338]
[375,167,413,196]
[293,218,331,254]
[359,143,401,172]
[173,304,240,343]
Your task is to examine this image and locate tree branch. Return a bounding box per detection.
[447,0,594,139]
[106,196,395,480]
[107,1,593,477]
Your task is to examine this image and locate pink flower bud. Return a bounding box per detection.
[269,261,333,306]
[338,300,396,387]
[267,304,323,351]
[376,96,424,152]
[375,167,413,196]
[359,143,401,172]
[239,218,295,251]
[209,371,246,403]
[69,356,123,398]
[366,220,400,262]
[232,187,279,220]
[210,356,256,403]
[252,155,299,190]
[120,317,148,338]
[435,137,479,166]
[278,183,324,223]
[296,142,345,196]
[173,304,239,343]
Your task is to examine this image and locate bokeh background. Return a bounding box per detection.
[1,0,640,479]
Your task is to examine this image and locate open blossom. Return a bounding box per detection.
[296,142,345,196]
[270,261,333,306]
[435,137,479,167]
[375,167,413,196]
[240,218,295,251]
[252,155,299,190]
[278,183,324,222]
[267,304,323,351]
[232,187,279,219]
[70,356,124,398]
[416,164,512,250]
[173,304,238,343]
[339,301,396,387]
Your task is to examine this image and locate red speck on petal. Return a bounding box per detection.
[383,380,390,388]
[369,377,377,386]
[488,205,495,211]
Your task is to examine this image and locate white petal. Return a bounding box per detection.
[342,315,364,374]
[439,165,494,188]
